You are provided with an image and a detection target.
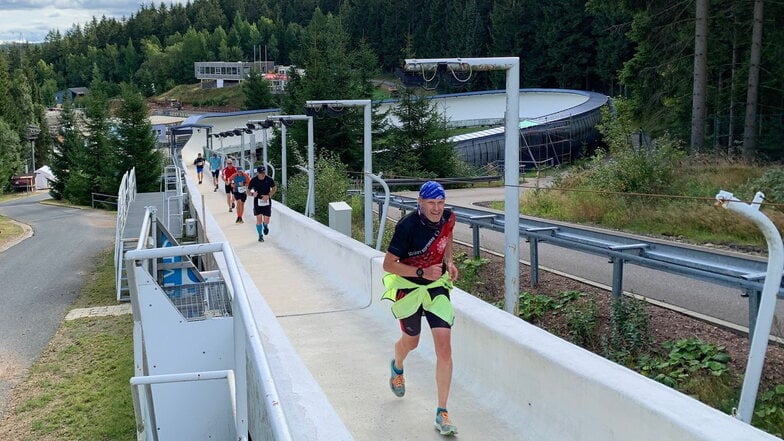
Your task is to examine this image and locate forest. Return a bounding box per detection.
[1,0,783,194]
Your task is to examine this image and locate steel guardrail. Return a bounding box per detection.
[377,194,783,298]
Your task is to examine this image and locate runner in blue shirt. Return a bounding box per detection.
[231,168,251,223]
[209,153,222,192]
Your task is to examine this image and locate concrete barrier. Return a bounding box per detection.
[273,201,777,441]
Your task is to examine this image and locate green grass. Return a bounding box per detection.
[0,214,24,244]
[0,248,135,440]
[71,248,119,308]
[156,83,246,109]
[517,161,784,249]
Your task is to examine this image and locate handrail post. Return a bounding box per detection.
[717,190,784,423]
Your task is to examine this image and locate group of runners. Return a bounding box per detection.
[194,152,277,242]
[194,151,459,435]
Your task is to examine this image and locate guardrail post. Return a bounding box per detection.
[746,288,762,341]
[525,227,559,287]
[530,237,540,286]
[611,257,623,298]
[471,224,481,260]
[468,215,496,260]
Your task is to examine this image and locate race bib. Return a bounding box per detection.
[257,197,270,206]
[236,186,247,193]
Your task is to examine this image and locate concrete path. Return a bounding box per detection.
[0,193,115,419]
[187,169,524,440]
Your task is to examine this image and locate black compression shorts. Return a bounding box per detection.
[397,286,451,336]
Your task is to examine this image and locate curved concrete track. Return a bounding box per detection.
[0,193,115,418]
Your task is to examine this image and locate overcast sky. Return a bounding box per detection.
[0,1,186,44]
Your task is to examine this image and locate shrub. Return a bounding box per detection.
[602,297,651,363]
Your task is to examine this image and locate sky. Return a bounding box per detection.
[0,1,186,44]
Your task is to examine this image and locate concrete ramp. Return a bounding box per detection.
[181,152,775,440]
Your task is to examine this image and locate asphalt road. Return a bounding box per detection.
[393,185,784,336]
[0,193,115,419]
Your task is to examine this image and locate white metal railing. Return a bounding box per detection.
[161,164,184,237]
[115,167,137,301]
[124,239,292,441]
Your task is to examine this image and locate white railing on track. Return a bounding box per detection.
[115,167,136,301]
[125,237,292,441]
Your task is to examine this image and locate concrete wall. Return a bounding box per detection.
[271,202,778,441]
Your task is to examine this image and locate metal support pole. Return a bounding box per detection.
[611,257,624,298]
[262,129,269,171]
[307,118,315,218]
[529,238,540,286]
[305,100,372,244]
[363,103,373,246]
[747,289,761,341]
[468,215,495,260]
[472,225,481,260]
[717,190,784,424]
[404,57,520,314]
[281,124,288,204]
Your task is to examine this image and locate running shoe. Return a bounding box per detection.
[237,217,244,224]
[258,235,264,242]
[263,225,269,235]
[389,359,405,397]
[434,410,458,436]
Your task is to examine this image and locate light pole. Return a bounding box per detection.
[404,57,520,315]
[251,115,314,210]
[305,99,372,245]
[25,124,40,174]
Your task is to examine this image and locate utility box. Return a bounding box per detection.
[328,201,352,237]
[185,218,197,237]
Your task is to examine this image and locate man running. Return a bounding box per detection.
[221,159,237,212]
[231,167,251,224]
[209,153,222,191]
[248,166,277,242]
[381,180,460,436]
[193,153,206,184]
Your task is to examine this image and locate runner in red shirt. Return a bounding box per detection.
[221,158,237,212]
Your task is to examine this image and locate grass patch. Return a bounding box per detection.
[0,214,24,244]
[70,248,118,308]
[519,160,784,249]
[156,83,246,109]
[0,248,135,440]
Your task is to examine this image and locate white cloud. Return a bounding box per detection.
[0,1,187,43]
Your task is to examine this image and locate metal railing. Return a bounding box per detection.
[377,194,783,310]
[114,168,136,301]
[161,164,184,238]
[125,228,292,441]
[91,192,119,209]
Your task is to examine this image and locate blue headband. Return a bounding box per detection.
[419,181,445,200]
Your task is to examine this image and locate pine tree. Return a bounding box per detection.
[80,91,116,202]
[49,102,85,200]
[242,68,276,110]
[114,87,162,192]
[382,88,458,178]
[0,120,24,193]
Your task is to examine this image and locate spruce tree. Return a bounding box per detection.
[114,87,162,193]
[0,120,24,193]
[50,102,84,200]
[242,68,276,110]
